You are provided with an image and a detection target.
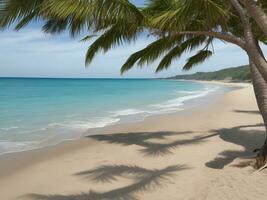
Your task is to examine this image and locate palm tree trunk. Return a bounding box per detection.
[246,45,267,84]
[243,0,267,37]
[250,61,267,168]
[230,0,267,84]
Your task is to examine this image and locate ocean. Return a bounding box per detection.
[0,78,225,155]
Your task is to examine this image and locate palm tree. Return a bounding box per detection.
[1,0,267,168]
[241,0,267,38]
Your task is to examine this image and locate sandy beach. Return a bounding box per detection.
[1,82,267,200]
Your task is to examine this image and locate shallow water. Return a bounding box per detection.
[0,78,223,154]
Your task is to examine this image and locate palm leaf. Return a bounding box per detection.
[121,35,185,73]
[149,0,230,34]
[183,50,213,70]
[41,0,145,34]
[0,0,144,36]
[0,0,43,28]
[85,22,141,65]
[80,34,97,42]
[1,0,263,76]
[156,35,208,72]
[121,49,147,74]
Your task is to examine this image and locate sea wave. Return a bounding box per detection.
[0,140,40,155]
[110,86,219,118]
[149,86,219,113]
[0,126,19,131]
[0,117,121,155]
[176,90,200,94]
[48,117,120,130]
[111,109,145,117]
[0,84,220,155]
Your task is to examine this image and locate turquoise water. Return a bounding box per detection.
[0,78,221,154]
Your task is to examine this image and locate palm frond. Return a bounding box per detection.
[1,0,261,75]
[156,35,208,72]
[149,0,230,33]
[121,35,185,73]
[41,0,145,35]
[86,22,142,65]
[0,0,145,36]
[80,34,97,42]
[183,50,213,70]
[137,35,185,66]
[121,49,147,74]
[0,0,43,28]
[0,0,4,10]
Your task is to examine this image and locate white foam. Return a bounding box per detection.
[0,117,121,155]
[111,109,145,117]
[149,86,219,113]
[0,140,39,155]
[108,86,219,117]
[48,117,120,130]
[109,86,220,117]
[176,90,199,94]
[0,126,19,131]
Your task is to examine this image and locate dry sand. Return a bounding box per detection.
[1,83,267,200]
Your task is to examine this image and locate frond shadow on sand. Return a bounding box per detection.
[26,164,188,200]
[89,131,218,157]
[206,110,265,169]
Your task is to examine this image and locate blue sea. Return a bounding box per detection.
[0,78,224,155]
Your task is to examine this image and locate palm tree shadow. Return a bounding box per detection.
[26,164,188,200]
[206,123,265,169]
[89,131,218,157]
[234,110,261,115]
[139,133,218,156]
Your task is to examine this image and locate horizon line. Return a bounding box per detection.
[0,76,165,79]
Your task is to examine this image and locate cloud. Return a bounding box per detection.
[0,29,87,54]
[0,29,158,77]
[0,29,47,43]
[0,29,154,57]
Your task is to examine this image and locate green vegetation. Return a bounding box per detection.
[169,65,251,82]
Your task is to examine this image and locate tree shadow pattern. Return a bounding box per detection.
[89,131,218,157]
[25,109,266,200]
[26,164,187,200]
[206,123,265,169]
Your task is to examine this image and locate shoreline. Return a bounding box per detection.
[0,80,235,158]
[0,82,245,168]
[0,81,247,162]
[2,81,266,200]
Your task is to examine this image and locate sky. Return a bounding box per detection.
[0,0,266,78]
